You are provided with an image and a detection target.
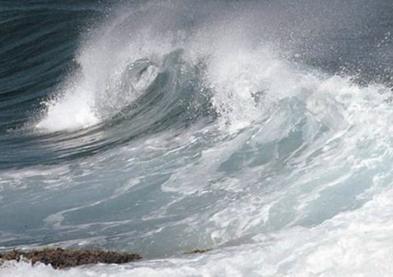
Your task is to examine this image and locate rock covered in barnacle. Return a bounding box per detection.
[0,248,141,269]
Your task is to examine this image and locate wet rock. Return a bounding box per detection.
[0,248,141,269]
[184,248,212,255]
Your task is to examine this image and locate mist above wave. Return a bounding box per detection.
[33,0,389,135]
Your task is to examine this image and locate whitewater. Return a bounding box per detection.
[1,0,393,276]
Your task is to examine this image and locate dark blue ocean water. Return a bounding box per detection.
[1,0,393,276]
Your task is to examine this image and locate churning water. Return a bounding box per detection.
[1,0,393,276]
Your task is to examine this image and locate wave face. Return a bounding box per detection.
[1,0,393,276]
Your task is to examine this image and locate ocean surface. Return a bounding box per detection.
[1,0,393,276]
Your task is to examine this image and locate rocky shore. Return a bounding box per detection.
[0,248,141,269]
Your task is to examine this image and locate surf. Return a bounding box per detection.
[1,0,393,276]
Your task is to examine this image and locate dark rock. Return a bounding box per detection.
[0,248,141,269]
[184,248,212,255]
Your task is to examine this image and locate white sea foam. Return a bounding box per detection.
[3,185,393,277]
[1,183,393,277]
[35,87,99,132]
